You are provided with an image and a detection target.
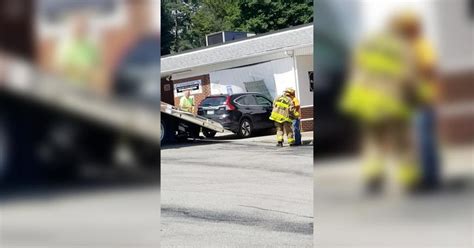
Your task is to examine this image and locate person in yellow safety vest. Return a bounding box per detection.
[179,90,195,114]
[55,14,101,89]
[339,12,422,193]
[399,11,441,189]
[270,88,297,147]
[287,88,302,145]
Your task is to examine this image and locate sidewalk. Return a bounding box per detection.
[215,130,313,145]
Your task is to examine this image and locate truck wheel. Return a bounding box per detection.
[238,118,253,138]
[0,114,39,184]
[160,118,175,144]
[202,129,217,138]
[0,118,10,183]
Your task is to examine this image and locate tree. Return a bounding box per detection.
[161,0,174,55]
[190,0,240,48]
[161,0,313,55]
[236,0,313,34]
[161,0,200,54]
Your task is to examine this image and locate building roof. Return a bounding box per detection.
[161,23,313,74]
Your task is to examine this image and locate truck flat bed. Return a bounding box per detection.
[160,102,225,133]
[0,54,223,144]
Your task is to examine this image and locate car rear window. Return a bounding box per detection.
[200,96,227,106]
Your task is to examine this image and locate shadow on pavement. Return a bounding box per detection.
[0,166,159,204]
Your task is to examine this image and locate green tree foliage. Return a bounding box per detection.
[161,0,313,55]
[237,0,313,34]
[161,1,174,55]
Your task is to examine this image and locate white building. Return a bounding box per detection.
[161,24,314,131]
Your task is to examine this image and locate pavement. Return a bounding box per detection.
[314,145,474,248]
[214,130,314,145]
[161,136,314,247]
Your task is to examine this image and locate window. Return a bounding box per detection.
[235,95,257,106]
[256,95,272,106]
[308,71,314,92]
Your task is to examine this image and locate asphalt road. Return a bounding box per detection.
[0,170,160,248]
[161,139,314,248]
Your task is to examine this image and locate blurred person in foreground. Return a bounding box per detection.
[270,88,297,147]
[55,13,102,92]
[179,90,195,114]
[400,12,441,190]
[340,11,424,193]
[289,89,302,146]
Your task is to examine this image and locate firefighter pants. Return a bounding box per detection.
[361,119,420,189]
[275,121,294,144]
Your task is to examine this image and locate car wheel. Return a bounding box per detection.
[202,129,217,138]
[238,118,253,138]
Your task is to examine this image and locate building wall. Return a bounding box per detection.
[438,71,474,145]
[295,55,314,132]
[178,56,315,131]
[209,57,295,99]
[172,74,211,114]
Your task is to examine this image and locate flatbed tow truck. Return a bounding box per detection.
[0,53,224,183]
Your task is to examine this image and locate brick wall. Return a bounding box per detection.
[438,70,474,145]
[302,119,314,132]
[301,106,314,132]
[172,74,211,114]
[36,0,150,93]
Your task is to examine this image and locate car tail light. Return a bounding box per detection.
[225,96,235,110]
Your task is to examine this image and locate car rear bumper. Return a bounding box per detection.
[199,114,239,133]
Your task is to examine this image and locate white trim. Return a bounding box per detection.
[292,51,300,100]
[301,118,314,121]
[162,44,312,75]
[162,25,312,60]
[300,105,313,108]
[438,102,474,117]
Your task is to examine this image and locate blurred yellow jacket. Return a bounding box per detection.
[414,38,438,104]
[340,32,416,123]
[292,97,301,119]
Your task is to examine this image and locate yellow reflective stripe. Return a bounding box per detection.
[339,83,411,123]
[396,162,421,188]
[275,101,289,109]
[270,112,291,123]
[357,51,403,76]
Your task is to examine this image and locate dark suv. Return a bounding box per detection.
[197,93,274,138]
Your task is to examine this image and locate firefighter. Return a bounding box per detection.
[339,13,421,192]
[288,88,302,145]
[270,88,297,147]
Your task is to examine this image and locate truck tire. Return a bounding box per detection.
[0,117,10,183]
[202,129,217,138]
[0,113,40,184]
[160,117,176,144]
